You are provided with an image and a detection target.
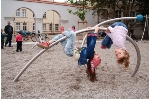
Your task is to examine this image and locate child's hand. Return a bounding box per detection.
[94,26,101,33]
[100,26,104,28]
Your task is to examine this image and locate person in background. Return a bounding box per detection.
[16,32,23,52]
[1,29,5,49]
[4,21,13,47]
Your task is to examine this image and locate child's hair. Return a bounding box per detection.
[117,50,130,68]
[86,59,97,82]
[72,25,75,30]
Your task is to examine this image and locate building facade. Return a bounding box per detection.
[1,0,96,35]
[1,0,145,38]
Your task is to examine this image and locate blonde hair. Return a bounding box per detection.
[117,50,130,68]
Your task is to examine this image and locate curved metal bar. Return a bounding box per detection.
[13,17,141,82]
[126,36,141,77]
[81,34,87,47]
[13,36,68,82]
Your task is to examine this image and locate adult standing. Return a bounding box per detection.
[4,21,13,47]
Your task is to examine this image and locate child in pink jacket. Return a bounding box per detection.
[16,33,23,52]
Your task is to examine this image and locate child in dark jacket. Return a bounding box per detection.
[16,32,23,52]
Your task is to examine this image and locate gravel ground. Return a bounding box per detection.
[1,37,149,99]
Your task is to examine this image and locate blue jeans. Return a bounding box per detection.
[52,29,76,56]
[78,34,97,66]
[111,22,128,29]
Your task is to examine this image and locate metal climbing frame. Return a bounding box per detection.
[13,17,141,82]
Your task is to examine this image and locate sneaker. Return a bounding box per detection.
[37,42,50,49]
[101,45,107,49]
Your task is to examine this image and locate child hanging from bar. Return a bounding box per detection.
[100,22,130,68]
[77,26,101,82]
[37,26,101,82]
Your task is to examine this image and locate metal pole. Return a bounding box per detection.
[13,17,141,82]
[141,15,148,41]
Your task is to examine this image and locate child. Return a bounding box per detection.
[37,26,101,82]
[78,26,101,82]
[16,32,23,52]
[72,25,75,32]
[37,28,76,56]
[1,29,5,49]
[60,26,64,33]
[100,22,130,68]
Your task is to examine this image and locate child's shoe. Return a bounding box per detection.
[101,45,107,49]
[37,42,50,49]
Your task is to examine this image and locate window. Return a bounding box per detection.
[55,24,59,31]
[43,12,46,18]
[115,10,122,18]
[130,11,135,22]
[16,9,20,17]
[115,10,122,21]
[33,23,35,30]
[23,22,27,30]
[49,23,52,31]
[16,23,20,31]
[33,14,35,18]
[22,9,26,17]
[43,24,46,30]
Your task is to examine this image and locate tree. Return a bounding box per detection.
[91,0,149,29]
[67,0,90,21]
[90,0,108,23]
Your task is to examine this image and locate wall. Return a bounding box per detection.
[1,0,96,33]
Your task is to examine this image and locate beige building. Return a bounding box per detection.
[14,7,61,34]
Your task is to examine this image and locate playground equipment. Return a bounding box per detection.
[13,15,143,82]
[141,15,149,41]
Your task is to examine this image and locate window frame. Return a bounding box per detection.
[55,24,59,31]
[23,22,27,30]
[115,10,122,21]
[43,24,46,30]
[16,23,20,31]
[22,9,26,17]
[16,9,20,17]
[49,23,52,31]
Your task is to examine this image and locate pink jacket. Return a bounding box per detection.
[16,34,22,42]
[106,26,128,50]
